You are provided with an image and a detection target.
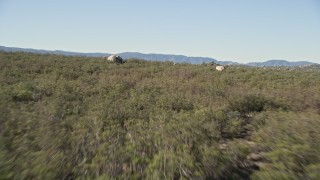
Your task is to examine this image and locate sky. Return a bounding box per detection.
[0,0,319,63]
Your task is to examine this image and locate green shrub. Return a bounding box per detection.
[1,52,320,179]
[229,94,288,116]
[252,111,320,179]
[11,83,37,101]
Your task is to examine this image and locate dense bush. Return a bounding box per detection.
[251,111,320,179]
[228,94,288,116]
[0,51,320,179]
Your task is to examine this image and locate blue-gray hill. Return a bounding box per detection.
[0,45,317,66]
[246,60,315,67]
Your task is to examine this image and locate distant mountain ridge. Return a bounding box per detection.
[118,52,234,64]
[0,46,224,64]
[246,60,315,67]
[0,45,317,66]
[0,46,111,57]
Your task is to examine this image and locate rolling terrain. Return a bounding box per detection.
[1,51,320,179]
[0,45,317,66]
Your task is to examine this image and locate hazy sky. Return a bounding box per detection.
[0,0,319,63]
